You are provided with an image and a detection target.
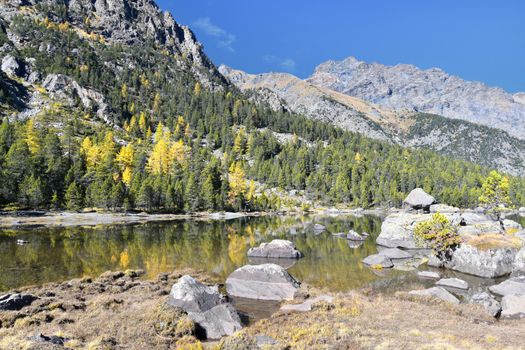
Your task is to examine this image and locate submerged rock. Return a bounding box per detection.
[501,295,525,319]
[347,230,367,241]
[362,254,394,268]
[417,271,441,280]
[167,275,241,339]
[489,276,525,297]
[436,278,469,290]
[247,239,303,259]
[403,188,435,211]
[226,264,300,301]
[408,287,460,304]
[0,293,37,311]
[470,292,501,317]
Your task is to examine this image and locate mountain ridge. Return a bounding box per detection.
[307,56,525,139]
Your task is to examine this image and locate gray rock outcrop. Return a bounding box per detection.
[226,264,300,301]
[378,247,412,259]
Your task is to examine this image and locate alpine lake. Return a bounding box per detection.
[0,213,505,321]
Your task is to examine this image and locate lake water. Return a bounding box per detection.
[0,214,501,298]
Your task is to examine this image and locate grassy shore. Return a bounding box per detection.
[1,270,524,349]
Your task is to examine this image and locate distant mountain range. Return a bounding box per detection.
[308,57,525,139]
[220,64,525,175]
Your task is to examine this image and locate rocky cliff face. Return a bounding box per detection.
[307,57,525,139]
[0,0,223,88]
[221,65,525,176]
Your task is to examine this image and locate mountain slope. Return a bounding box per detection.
[307,56,525,139]
[220,65,525,176]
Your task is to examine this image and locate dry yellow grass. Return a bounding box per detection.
[463,233,523,250]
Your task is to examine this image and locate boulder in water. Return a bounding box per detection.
[247,239,303,259]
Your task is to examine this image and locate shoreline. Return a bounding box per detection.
[0,208,384,229]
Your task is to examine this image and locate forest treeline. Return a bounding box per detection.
[1,13,525,212]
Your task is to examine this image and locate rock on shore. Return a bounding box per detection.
[226,264,300,301]
[247,239,303,259]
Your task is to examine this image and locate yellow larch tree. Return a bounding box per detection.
[25,119,40,155]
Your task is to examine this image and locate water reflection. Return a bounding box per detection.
[0,214,403,292]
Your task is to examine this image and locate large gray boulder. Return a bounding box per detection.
[489,276,525,297]
[167,275,223,313]
[501,295,525,319]
[470,292,501,317]
[247,239,302,259]
[431,244,518,278]
[188,304,242,339]
[0,294,37,311]
[376,212,429,249]
[403,188,435,211]
[167,275,242,339]
[408,287,460,304]
[503,219,522,232]
[362,254,394,268]
[226,264,300,301]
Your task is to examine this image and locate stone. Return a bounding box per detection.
[436,277,469,290]
[347,230,367,241]
[489,276,525,297]
[417,271,441,280]
[503,219,522,232]
[332,232,346,238]
[188,304,242,339]
[226,264,300,301]
[167,275,222,313]
[408,287,460,304]
[519,207,525,213]
[513,246,525,273]
[378,248,412,259]
[1,55,23,77]
[247,239,303,259]
[460,213,491,225]
[0,293,37,311]
[403,188,435,210]
[312,224,326,234]
[470,292,501,317]
[29,333,67,346]
[362,254,394,268]
[347,240,364,249]
[166,275,242,339]
[501,294,525,319]
[436,244,518,278]
[376,212,429,249]
[255,335,278,347]
[430,204,459,213]
[280,294,334,313]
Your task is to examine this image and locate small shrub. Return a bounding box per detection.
[414,213,460,262]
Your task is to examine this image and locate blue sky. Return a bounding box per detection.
[157,0,525,92]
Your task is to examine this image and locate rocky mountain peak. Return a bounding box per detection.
[308,56,525,139]
[0,0,221,85]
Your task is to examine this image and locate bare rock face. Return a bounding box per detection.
[308,56,525,140]
[470,292,501,318]
[226,264,300,301]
